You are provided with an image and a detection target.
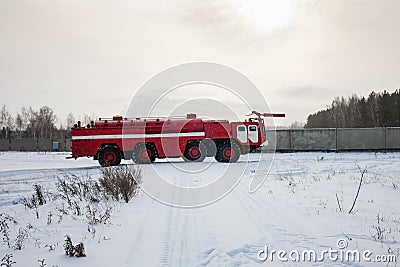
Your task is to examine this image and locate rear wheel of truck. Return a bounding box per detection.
[183,141,206,162]
[132,143,156,164]
[215,141,240,163]
[98,146,122,167]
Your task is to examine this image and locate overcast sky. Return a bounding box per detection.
[1,0,399,126]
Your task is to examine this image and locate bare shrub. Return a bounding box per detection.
[63,235,86,257]
[63,235,74,257]
[85,204,112,225]
[33,184,46,206]
[13,228,28,250]
[372,213,388,241]
[100,166,142,203]
[56,173,103,206]
[74,243,86,257]
[47,212,52,225]
[0,214,17,248]
[56,174,104,216]
[19,195,40,219]
[1,254,16,267]
[44,243,57,251]
[18,184,47,219]
[37,259,46,267]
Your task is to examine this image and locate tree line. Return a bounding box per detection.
[305,90,400,128]
[0,105,95,139]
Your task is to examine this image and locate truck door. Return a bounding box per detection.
[248,125,258,143]
[236,125,247,143]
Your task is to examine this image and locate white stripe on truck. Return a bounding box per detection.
[71,132,206,140]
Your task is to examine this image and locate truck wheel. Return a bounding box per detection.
[215,142,240,163]
[132,143,156,164]
[98,146,122,167]
[183,141,206,162]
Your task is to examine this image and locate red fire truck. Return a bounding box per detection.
[71,111,284,166]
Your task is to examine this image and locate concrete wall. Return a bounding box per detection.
[0,139,11,151]
[275,130,290,150]
[0,137,72,152]
[291,129,336,150]
[0,128,399,152]
[337,128,385,150]
[266,127,400,151]
[386,127,400,149]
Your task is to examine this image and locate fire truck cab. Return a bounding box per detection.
[71,111,284,166]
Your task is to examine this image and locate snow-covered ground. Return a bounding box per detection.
[0,151,399,266]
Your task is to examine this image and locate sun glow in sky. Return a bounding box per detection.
[230,0,305,33]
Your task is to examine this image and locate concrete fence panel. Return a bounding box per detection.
[337,128,386,150]
[386,127,400,149]
[0,138,72,152]
[9,139,38,151]
[65,139,72,152]
[0,139,11,151]
[291,129,336,150]
[275,130,291,150]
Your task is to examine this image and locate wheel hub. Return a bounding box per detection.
[189,146,200,158]
[104,152,116,163]
[222,147,232,159]
[140,148,151,160]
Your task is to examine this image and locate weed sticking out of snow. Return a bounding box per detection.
[1,254,16,267]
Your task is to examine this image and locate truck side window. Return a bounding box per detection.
[249,126,257,131]
[238,126,246,132]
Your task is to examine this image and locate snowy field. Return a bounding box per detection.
[0,151,399,266]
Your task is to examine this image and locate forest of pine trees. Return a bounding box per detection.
[305,90,400,128]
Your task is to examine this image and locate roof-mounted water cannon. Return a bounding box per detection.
[247,111,285,123]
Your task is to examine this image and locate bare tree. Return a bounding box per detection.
[289,121,305,129]
[21,107,36,138]
[15,113,23,138]
[81,113,97,126]
[65,112,76,129]
[25,106,57,138]
[0,105,14,139]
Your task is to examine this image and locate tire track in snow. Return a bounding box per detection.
[178,206,189,266]
[236,182,317,248]
[0,167,101,206]
[235,182,358,267]
[158,169,182,267]
[196,184,271,267]
[125,167,195,267]
[195,206,226,267]
[159,206,180,266]
[124,197,156,267]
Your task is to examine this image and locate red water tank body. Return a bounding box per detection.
[71,111,284,166]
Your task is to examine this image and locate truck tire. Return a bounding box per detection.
[98,146,122,167]
[183,141,206,162]
[201,138,217,157]
[215,141,240,163]
[132,143,156,164]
